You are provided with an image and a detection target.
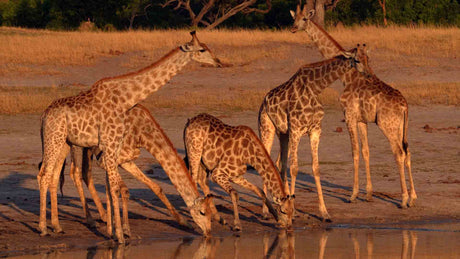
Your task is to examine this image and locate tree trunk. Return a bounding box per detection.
[314,0,326,27]
[378,0,387,26]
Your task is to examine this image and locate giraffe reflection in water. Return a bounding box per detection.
[38,229,419,258]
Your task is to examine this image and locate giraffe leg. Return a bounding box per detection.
[358,122,373,201]
[259,110,276,220]
[39,118,68,236]
[309,129,331,222]
[231,176,279,222]
[120,161,190,228]
[50,143,70,233]
[82,148,107,222]
[381,126,409,208]
[279,133,290,195]
[211,171,241,231]
[287,133,300,200]
[119,179,131,238]
[70,146,96,228]
[105,172,113,238]
[319,231,329,259]
[196,165,226,226]
[405,147,417,207]
[185,126,225,225]
[346,119,360,202]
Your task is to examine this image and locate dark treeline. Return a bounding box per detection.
[0,0,458,30]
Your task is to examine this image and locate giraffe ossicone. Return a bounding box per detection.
[258,48,370,222]
[291,4,416,208]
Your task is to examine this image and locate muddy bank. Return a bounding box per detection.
[0,106,459,256]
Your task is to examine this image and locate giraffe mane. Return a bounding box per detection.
[137,104,200,195]
[308,19,345,53]
[92,47,182,87]
[300,55,344,69]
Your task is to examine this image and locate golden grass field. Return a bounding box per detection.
[0,26,459,114]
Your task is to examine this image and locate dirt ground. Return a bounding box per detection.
[0,42,459,256]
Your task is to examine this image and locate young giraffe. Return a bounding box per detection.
[291,5,417,208]
[258,49,369,222]
[66,104,212,234]
[38,32,221,243]
[184,113,294,231]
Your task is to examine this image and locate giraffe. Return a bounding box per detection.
[37,32,222,243]
[66,104,213,234]
[184,113,294,231]
[258,49,369,222]
[290,4,417,208]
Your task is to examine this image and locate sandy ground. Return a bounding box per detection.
[0,42,459,256]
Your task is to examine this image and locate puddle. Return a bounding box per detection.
[6,223,460,258]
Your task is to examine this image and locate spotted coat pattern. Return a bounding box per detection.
[184,113,294,231]
[291,4,416,208]
[37,33,220,243]
[258,51,365,222]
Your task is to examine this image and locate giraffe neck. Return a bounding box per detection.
[141,120,200,207]
[305,20,344,59]
[299,57,352,96]
[92,47,192,111]
[245,131,287,200]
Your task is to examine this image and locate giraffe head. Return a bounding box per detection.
[189,195,213,236]
[274,194,295,229]
[290,4,315,33]
[340,48,372,76]
[180,31,223,67]
[356,43,374,75]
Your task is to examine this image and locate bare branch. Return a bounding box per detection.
[324,0,341,10]
[243,0,272,14]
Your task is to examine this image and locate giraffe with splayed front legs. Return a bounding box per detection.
[291,4,417,208]
[258,49,370,222]
[184,113,294,232]
[66,104,217,233]
[38,32,222,243]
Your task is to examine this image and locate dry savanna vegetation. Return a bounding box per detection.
[0,26,458,114]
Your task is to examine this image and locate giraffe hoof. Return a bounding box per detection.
[348,198,357,203]
[53,227,63,234]
[218,218,228,226]
[323,218,332,223]
[365,196,373,202]
[262,213,270,220]
[39,231,50,237]
[232,225,242,232]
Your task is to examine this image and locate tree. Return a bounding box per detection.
[377,0,387,26]
[303,0,341,27]
[162,0,272,30]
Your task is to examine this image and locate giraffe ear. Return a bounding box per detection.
[307,9,315,19]
[290,10,296,19]
[342,48,357,59]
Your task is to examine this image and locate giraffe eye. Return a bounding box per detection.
[200,211,206,216]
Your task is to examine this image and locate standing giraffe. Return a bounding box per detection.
[66,104,213,234]
[290,5,417,208]
[258,49,369,222]
[38,32,222,243]
[184,113,294,231]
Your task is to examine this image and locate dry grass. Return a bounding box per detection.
[2,82,456,114]
[0,86,82,114]
[393,82,460,106]
[1,25,457,71]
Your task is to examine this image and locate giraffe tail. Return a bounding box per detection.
[402,108,409,155]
